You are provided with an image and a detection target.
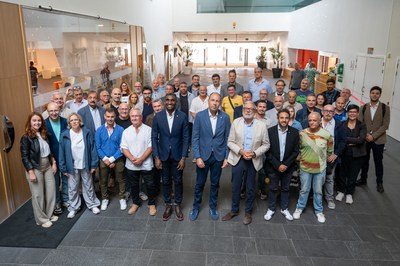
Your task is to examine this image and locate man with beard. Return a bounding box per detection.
[78,90,105,136]
[141,86,154,122]
[188,74,201,96]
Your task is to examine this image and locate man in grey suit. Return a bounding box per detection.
[189,93,231,221]
[222,101,270,225]
[78,91,105,136]
[221,69,244,98]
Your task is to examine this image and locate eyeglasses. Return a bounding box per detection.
[323,110,335,113]
[73,86,81,90]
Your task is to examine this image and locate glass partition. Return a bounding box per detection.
[22,8,132,111]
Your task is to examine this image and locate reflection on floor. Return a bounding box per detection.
[4,68,400,265]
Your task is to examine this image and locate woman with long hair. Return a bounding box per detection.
[286,106,302,131]
[335,105,367,204]
[128,92,143,112]
[20,112,58,228]
[59,113,101,218]
[316,93,327,110]
[120,82,131,103]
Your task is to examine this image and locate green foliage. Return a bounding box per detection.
[268,43,285,69]
[177,44,193,67]
[256,47,267,63]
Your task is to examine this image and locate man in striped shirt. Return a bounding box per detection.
[293,112,333,223]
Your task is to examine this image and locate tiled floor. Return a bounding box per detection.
[1,68,400,266]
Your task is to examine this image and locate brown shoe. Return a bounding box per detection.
[243,213,252,225]
[163,204,173,221]
[149,205,157,216]
[128,204,139,215]
[174,204,184,221]
[222,211,239,221]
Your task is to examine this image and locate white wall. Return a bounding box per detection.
[172,0,290,32]
[289,0,393,101]
[4,0,173,81]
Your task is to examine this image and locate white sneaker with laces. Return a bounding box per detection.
[293,208,303,219]
[101,199,109,211]
[264,209,275,221]
[67,211,76,219]
[345,194,353,204]
[139,192,148,201]
[120,199,127,210]
[92,207,100,214]
[327,200,336,209]
[316,213,326,223]
[335,192,344,201]
[281,209,294,221]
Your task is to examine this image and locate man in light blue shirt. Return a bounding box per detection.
[247,67,272,102]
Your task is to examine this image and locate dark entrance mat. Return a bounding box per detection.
[0,200,85,249]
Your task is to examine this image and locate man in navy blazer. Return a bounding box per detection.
[189,93,231,221]
[151,93,189,221]
[45,102,68,214]
[78,91,105,136]
[263,109,299,221]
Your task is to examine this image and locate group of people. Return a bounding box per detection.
[20,67,390,228]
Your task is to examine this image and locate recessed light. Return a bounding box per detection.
[98,24,104,27]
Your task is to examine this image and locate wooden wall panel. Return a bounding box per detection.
[0,2,33,222]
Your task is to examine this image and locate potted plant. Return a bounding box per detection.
[256,47,267,69]
[269,43,285,78]
[177,44,194,75]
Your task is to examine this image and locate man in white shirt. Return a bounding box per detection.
[42,92,73,119]
[121,108,156,216]
[283,90,303,113]
[190,85,209,121]
[207,74,222,96]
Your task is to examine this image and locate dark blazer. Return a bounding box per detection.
[264,125,299,174]
[151,109,189,161]
[295,106,322,129]
[332,119,346,157]
[192,109,231,162]
[45,117,68,164]
[234,100,273,119]
[77,105,105,136]
[343,119,367,158]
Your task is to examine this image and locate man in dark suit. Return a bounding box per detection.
[264,109,299,221]
[45,102,68,214]
[189,93,231,221]
[78,91,105,136]
[151,93,189,221]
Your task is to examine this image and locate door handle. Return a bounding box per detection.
[1,115,15,153]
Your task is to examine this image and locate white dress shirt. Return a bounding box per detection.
[167,110,175,133]
[120,124,153,171]
[277,126,288,162]
[207,84,221,96]
[90,106,102,131]
[209,110,217,135]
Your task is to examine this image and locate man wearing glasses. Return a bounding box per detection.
[222,101,270,225]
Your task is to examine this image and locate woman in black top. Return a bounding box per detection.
[20,112,58,228]
[335,105,367,204]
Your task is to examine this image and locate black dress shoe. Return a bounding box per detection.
[174,204,184,221]
[163,204,173,221]
[222,211,239,221]
[356,179,367,186]
[377,183,384,193]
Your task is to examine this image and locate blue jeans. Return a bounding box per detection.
[296,169,326,214]
[231,158,257,214]
[55,169,69,204]
[193,153,223,210]
[162,157,183,204]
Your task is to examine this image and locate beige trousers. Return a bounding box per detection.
[25,157,56,225]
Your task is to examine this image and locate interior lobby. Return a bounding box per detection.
[0,0,400,265]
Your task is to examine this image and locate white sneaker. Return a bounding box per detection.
[327,200,336,210]
[41,221,53,228]
[335,192,344,201]
[280,209,293,221]
[346,194,353,204]
[293,208,303,219]
[101,199,109,211]
[50,215,59,222]
[67,211,76,219]
[264,209,275,221]
[139,192,148,201]
[119,199,127,210]
[316,213,326,223]
[92,207,100,214]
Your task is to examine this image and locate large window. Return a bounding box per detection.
[23,7,132,111]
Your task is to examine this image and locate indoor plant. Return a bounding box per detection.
[256,47,267,69]
[269,43,285,78]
